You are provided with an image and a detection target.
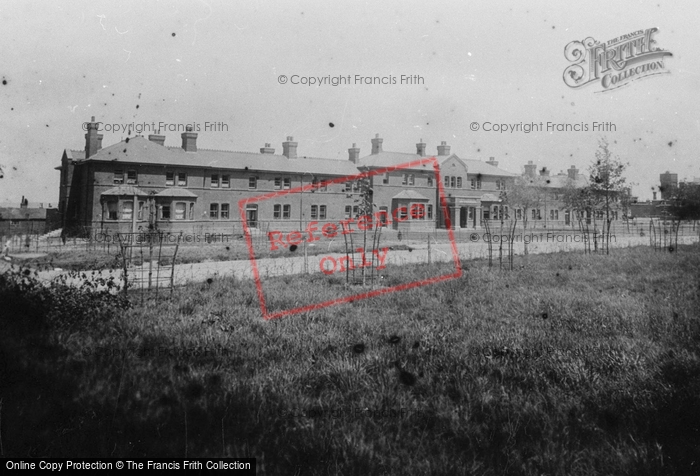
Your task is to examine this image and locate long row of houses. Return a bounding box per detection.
[56,118,613,236]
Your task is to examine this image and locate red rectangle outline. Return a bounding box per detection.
[238,156,462,320]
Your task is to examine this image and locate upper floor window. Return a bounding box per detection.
[249,177,257,189]
[476,178,482,190]
[457,177,462,188]
[450,177,456,188]
[166,172,175,186]
[221,203,230,219]
[114,170,124,185]
[444,176,450,188]
[470,178,475,189]
[408,174,415,186]
[283,177,291,189]
[221,175,230,188]
[319,205,327,220]
[311,205,318,220]
[126,170,137,185]
[282,204,291,219]
[274,177,282,190]
[210,203,219,219]
[383,173,389,185]
[427,176,433,186]
[211,174,220,188]
[177,172,187,186]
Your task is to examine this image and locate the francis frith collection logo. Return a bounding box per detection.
[563,28,672,92]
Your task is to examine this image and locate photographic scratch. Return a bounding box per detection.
[69,105,78,113]
[96,14,106,31]
[123,49,131,62]
[192,0,213,46]
[115,26,129,35]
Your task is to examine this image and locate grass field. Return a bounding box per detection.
[1,244,699,475]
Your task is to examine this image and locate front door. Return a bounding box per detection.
[459,207,467,228]
[246,205,258,228]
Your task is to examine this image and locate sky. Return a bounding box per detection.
[1,0,698,205]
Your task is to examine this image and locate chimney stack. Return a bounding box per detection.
[259,143,274,154]
[524,160,537,177]
[181,125,197,152]
[486,156,499,167]
[148,133,166,146]
[371,134,383,155]
[282,136,297,158]
[416,139,426,156]
[348,143,360,164]
[437,141,450,156]
[567,165,579,181]
[539,167,550,177]
[84,116,102,158]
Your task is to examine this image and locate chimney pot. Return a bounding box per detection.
[283,137,298,158]
[437,141,450,156]
[260,143,275,154]
[84,117,101,158]
[181,129,198,152]
[348,143,361,164]
[416,139,426,156]
[148,134,166,146]
[486,156,499,167]
[371,134,383,154]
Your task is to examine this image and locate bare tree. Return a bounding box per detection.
[587,138,629,254]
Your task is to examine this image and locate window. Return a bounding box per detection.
[274,177,282,190]
[175,202,186,220]
[470,178,475,189]
[114,170,124,185]
[398,206,408,220]
[402,174,408,185]
[408,174,415,186]
[221,203,229,219]
[189,203,194,220]
[138,201,145,220]
[383,173,389,185]
[427,176,433,186]
[222,175,230,188]
[319,205,327,220]
[210,203,219,219]
[457,177,462,188]
[178,172,187,186]
[122,201,133,220]
[211,174,220,188]
[249,177,257,189]
[444,176,450,188]
[246,205,258,228]
[274,204,282,219]
[532,209,537,219]
[353,206,359,217]
[161,205,171,220]
[283,178,291,189]
[516,209,522,220]
[427,204,433,220]
[476,179,482,190]
[378,207,389,227]
[311,205,318,220]
[282,204,291,219]
[127,170,137,185]
[451,177,456,188]
[107,201,118,220]
[166,172,175,186]
[344,205,352,219]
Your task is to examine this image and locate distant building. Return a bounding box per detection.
[57,118,522,236]
[0,196,60,236]
[353,135,517,229]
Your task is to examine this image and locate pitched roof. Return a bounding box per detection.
[540,173,588,189]
[392,190,430,200]
[75,136,359,176]
[357,151,516,176]
[155,188,198,198]
[101,185,150,196]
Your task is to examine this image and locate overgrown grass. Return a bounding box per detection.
[1,245,699,475]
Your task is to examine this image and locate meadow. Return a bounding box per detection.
[1,244,699,475]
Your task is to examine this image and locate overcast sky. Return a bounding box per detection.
[1,0,697,205]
